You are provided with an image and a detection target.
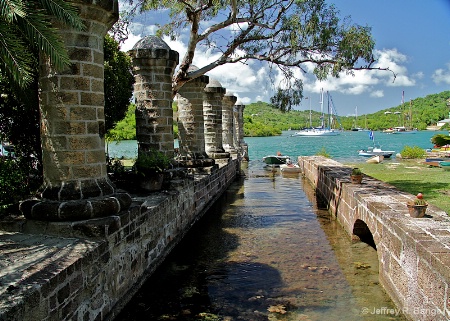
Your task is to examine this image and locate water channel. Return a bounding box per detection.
[115,162,407,321]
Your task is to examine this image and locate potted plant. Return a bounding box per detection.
[134,150,171,191]
[350,167,363,184]
[406,193,428,218]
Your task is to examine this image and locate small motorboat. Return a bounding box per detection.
[262,154,290,166]
[366,155,384,164]
[358,146,395,158]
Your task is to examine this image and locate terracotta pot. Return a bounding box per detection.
[350,174,363,184]
[407,203,428,218]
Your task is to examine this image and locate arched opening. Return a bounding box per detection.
[353,219,376,250]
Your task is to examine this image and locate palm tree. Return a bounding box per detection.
[0,0,83,88]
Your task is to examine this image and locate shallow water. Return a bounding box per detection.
[115,163,407,321]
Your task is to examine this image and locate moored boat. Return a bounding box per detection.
[358,146,395,158]
[263,154,290,166]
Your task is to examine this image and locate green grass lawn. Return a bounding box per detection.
[345,159,450,215]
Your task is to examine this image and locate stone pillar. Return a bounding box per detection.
[234,100,249,161]
[20,0,132,221]
[176,66,214,167]
[129,36,179,159]
[222,92,237,154]
[203,78,229,159]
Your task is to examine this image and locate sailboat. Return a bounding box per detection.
[390,91,417,134]
[292,90,340,137]
[351,106,369,131]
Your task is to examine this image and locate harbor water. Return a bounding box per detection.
[107,130,446,164]
[111,131,445,320]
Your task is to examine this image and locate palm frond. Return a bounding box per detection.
[0,23,34,87]
[38,0,84,30]
[0,0,27,23]
[16,11,71,70]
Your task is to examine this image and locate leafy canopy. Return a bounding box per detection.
[123,0,390,110]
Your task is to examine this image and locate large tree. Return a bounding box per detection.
[122,0,391,111]
[0,0,83,88]
[104,34,135,132]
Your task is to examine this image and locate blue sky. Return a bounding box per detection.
[119,0,450,117]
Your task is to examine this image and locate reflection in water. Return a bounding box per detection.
[115,165,406,321]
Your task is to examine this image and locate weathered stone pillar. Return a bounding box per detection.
[20,0,131,221]
[234,100,249,161]
[203,78,229,159]
[129,36,179,159]
[176,66,214,167]
[222,92,237,154]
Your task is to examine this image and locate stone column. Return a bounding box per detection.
[129,36,179,159]
[176,66,214,167]
[203,78,229,159]
[234,100,249,161]
[20,0,131,221]
[222,92,237,154]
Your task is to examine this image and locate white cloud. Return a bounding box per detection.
[373,49,415,87]
[432,63,450,85]
[370,90,384,98]
[120,33,143,52]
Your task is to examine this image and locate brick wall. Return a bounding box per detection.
[0,160,239,321]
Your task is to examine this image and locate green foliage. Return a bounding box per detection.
[400,145,426,159]
[106,104,137,141]
[104,35,134,132]
[338,91,450,131]
[135,150,171,175]
[244,101,311,135]
[351,168,362,176]
[244,91,450,136]
[431,134,450,147]
[0,157,40,210]
[316,147,330,158]
[414,198,427,206]
[0,0,83,88]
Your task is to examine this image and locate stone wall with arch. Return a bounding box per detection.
[299,155,450,321]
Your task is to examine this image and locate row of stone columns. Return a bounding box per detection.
[130,36,248,168]
[20,3,247,221]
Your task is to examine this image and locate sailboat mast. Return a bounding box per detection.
[401,90,405,127]
[320,89,324,128]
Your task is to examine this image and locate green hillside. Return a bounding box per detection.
[244,91,450,136]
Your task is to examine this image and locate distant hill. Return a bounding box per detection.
[243,91,450,136]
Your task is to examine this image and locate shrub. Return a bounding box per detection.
[351,168,362,176]
[316,147,330,158]
[0,158,38,210]
[400,145,426,159]
[134,150,171,176]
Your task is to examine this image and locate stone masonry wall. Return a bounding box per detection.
[0,160,239,321]
[298,156,450,321]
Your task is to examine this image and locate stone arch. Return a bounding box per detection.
[352,219,376,249]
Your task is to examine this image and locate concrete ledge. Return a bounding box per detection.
[0,160,239,321]
[298,156,450,321]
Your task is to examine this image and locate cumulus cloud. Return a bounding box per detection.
[432,63,450,85]
[373,49,415,87]
[370,90,384,98]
